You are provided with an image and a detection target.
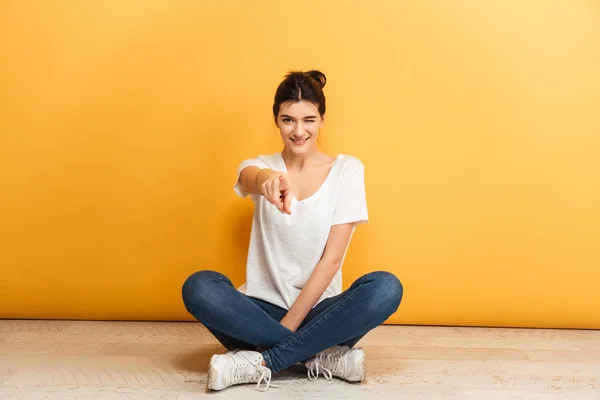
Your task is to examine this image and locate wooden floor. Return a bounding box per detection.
[0,321,599,399]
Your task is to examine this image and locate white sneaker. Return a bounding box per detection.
[207,350,272,391]
[306,345,366,382]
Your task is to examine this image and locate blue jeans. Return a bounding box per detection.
[181,270,403,373]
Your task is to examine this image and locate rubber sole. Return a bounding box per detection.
[347,348,366,382]
[207,354,223,391]
[355,352,366,381]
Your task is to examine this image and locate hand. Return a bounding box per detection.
[279,315,298,333]
[260,172,293,215]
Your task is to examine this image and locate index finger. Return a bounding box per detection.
[282,191,292,215]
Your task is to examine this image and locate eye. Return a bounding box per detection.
[282,118,293,123]
[305,120,316,124]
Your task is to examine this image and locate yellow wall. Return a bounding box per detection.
[1,1,599,328]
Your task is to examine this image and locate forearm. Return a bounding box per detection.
[280,260,340,332]
[239,167,274,194]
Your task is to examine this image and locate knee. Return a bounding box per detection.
[181,270,225,311]
[368,271,403,314]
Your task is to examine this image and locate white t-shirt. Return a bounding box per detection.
[233,152,368,310]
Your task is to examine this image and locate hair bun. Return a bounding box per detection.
[305,70,327,89]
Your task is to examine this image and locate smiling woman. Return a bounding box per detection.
[181,70,403,392]
[273,70,326,147]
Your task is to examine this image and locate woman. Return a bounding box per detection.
[182,70,403,392]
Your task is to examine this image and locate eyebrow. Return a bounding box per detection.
[281,114,318,119]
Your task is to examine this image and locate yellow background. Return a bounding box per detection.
[1,1,599,328]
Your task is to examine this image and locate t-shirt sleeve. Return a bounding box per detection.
[233,157,269,198]
[332,161,369,226]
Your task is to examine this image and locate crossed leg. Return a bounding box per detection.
[181,270,403,373]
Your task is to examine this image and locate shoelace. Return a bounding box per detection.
[307,352,344,381]
[232,362,273,391]
[255,367,272,391]
[307,359,332,381]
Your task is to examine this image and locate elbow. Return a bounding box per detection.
[322,257,343,271]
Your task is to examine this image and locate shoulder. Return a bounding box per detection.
[332,154,366,189]
[238,152,282,170]
[250,152,281,164]
[337,154,365,172]
[257,153,281,164]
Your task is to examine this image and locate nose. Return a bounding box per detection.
[293,122,305,136]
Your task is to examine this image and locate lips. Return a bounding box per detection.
[291,137,309,145]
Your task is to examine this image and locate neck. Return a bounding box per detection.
[281,147,321,170]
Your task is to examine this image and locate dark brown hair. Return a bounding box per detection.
[273,70,327,122]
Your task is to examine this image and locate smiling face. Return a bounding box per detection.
[275,100,324,155]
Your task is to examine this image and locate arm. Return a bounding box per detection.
[279,223,355,332]
[239,166,274,195]
[239,166,293,214]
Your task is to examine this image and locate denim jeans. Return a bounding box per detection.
[181,270,403,373]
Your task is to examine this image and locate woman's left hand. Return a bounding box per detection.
[279,315,298,333]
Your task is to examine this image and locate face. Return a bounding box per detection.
[276,100,324,155]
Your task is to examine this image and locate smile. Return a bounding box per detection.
[291,137,309,145]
